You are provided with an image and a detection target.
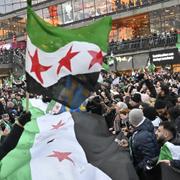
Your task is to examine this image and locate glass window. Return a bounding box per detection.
[57,4,63,25]
[62,1,73,24]
[32,0,38,5]
[42,8,51,23]
[95,0,107,16]
[35,9,43,18]
[38,0,46,3]
[73,0,84,21]
[0,0,5,14]
[83,0,95,19]
[150,5,180,33]
[13,0,21,10]
[20,0,26,8]
[5,0,13,13]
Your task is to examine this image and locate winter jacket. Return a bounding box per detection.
[0,124,23,160]
[175,116,180,133]
[130,119,159,171]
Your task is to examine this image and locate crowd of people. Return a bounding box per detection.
[86,70,180,180]
[0,82,26,142]
[0,68,180,180]
[0,48,25,65]
[109,31,177,54]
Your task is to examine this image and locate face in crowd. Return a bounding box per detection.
[155,123,175,144]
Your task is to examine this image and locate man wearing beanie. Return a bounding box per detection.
[129,109,159,180]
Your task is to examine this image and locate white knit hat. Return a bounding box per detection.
[129,109,144,127]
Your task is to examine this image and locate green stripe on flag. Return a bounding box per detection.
[102,63,110,71]
[159,143,173,161]
[0,100,44,180]
[27,7,112,53]
[176,33,180,50]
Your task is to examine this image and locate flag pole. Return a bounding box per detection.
[26,92,29,112]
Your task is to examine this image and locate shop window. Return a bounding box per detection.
[83,0,95,19]
[13,0,21,11]
[95,0,108,15]
[0,0,5,14]
[73,0,84,21]
[20,0,26,8]
[43,8,51,23]
[57,4,63,25]
[5,0,13,13]
[62,1,73,24]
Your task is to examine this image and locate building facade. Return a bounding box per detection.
[0,0,179,73]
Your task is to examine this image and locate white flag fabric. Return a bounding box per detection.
[0,98,139,180]
[30,112,111,180]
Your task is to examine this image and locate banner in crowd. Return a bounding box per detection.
[0,98,139,180]
[26,1,111,109]
[0,99,111,180]
[159,141,180,161]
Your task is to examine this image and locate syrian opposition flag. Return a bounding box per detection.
[159,141,180,161]
[26,1,111,109]
[0,99,138,180]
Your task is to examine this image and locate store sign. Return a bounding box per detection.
[116,56,132,62]
[149,49,179,64]
[152,52,174,62]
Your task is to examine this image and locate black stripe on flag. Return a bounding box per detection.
[26,72,99,109]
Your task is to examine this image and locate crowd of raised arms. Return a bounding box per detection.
[0,69,180,180]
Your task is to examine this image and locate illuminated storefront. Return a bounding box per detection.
[109,5,180,41]
[0,0,179,42]
[109,13,150,41]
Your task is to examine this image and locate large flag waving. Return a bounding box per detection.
[26,1,111,108]
[0,99,111,180]
[0,98,139,180]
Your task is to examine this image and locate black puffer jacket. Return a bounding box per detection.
[175,116,180,133]
[130,119,159,171]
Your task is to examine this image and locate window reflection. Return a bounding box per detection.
[62,1,73,24]
[73,0,84,21]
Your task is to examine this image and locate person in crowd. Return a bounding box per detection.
[156,84,176,106]
[168,106,180,133]
[112,104,129,134]
[0,111,31,160]
[155,121,180,169]
[0,113,13,142]
[143,106,162,129]
[129,93,149,109]
[154,100,169,121]
[0,98,6,117]
[128,109,159,180]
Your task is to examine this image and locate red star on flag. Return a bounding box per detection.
[57,46,79,74]
[48,151,74,165]
[51,120,65,130]
[88,50,103,69]
[28,49,52,84]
